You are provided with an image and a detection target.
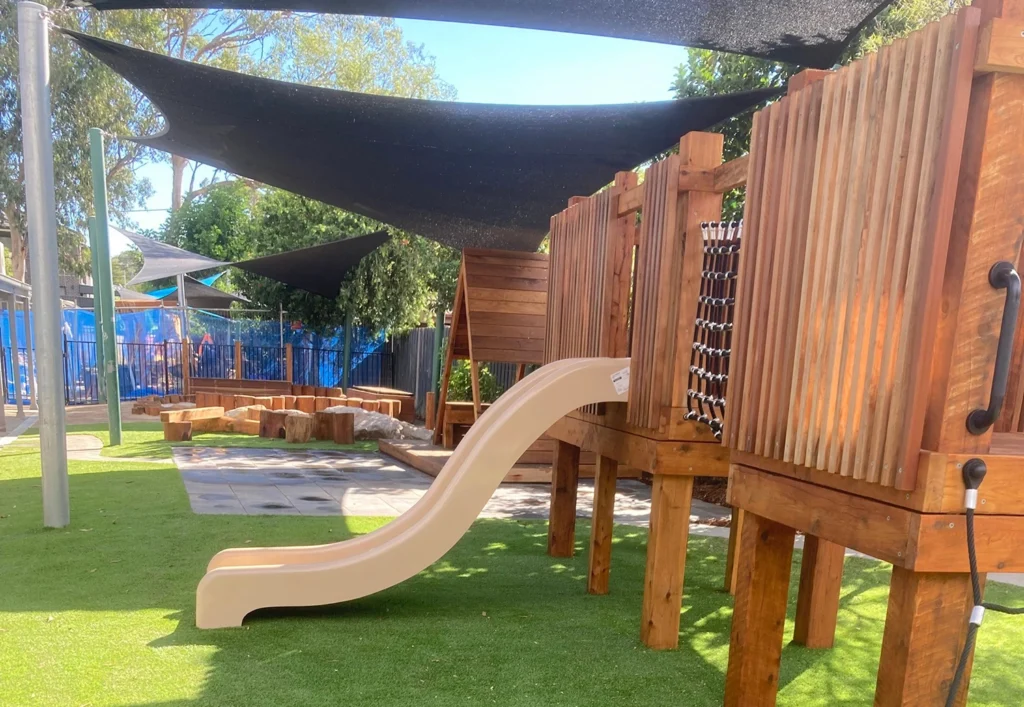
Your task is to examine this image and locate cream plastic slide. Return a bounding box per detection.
[196,356,630,629]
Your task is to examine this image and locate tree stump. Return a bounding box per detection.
[314,410,355,444]
[285,412,314,443]
[294,395,316,414]
[163,421,193,442]
[260,409,291,439]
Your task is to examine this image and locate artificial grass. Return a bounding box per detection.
[2,427,1024,706]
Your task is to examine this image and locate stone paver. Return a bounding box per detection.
[172,446,730,526]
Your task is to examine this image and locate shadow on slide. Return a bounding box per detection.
[196,357,630,628]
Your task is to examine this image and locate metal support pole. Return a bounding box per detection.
[18,0,69,526]
[87,127,121,446]
[6,295,23,417]
[279,302,284,348]
[21,297,36,409]
[342,304,354,390]
[87,216,106,403]
[176,272,190,344]
[431,309,443,394]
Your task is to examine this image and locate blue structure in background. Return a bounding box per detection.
[2,306,387,404]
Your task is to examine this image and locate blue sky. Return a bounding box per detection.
[117,19,688,252]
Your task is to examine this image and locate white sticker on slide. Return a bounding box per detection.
[611,367,630,395]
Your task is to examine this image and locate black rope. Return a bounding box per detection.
[945,460,1024,707]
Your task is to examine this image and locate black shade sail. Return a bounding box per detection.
[232,231,391,298]
[117,227,228,285]
[71,0,893,67]
[160,276,251,309]
[66,31,779,252]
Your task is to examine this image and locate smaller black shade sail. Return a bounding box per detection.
[159,276,251,308]
[117,227,228,285]
[231,231,391,298]
[66,31,780,252]
[72,0,895,68]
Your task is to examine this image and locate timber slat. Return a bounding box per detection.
[729,13,980,489]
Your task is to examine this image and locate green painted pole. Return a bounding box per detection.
[341,303,354,390]
[88,128,121,445]
[431,308,443,393]
[87,216,106,404]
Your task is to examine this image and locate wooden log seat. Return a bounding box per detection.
[349,385,416,423]
[314,410,355,444]
[284,412,315,443]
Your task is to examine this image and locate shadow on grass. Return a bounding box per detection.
[3,462,1023,707]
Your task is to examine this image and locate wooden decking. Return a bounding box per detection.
[379,438,641,484]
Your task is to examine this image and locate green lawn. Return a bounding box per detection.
[1,425,1023,706]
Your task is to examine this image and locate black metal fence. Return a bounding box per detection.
[3,340,396,406]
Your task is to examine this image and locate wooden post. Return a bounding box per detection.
[182,339,192,396]
[234,340,242,380]
[875,568,978,707]
[469,359,482,420]
[724,513,796,707]
[793,535,845,648]
[587,455,618,595]
[547,440,581,557]
[285,343,293,383]
[640,474,694,650]
[425,391,436,430]
[724,507,745,594]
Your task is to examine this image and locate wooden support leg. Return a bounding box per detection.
[724,507,745,595]
[724,512,796,707]
[587,455,618,595]
[874,568,978,707]
[640,474,694,650]
[793,535,845,649]
[469,359,482,420]
[547,440,581,557]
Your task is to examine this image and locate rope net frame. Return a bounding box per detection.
[685,220,742,439]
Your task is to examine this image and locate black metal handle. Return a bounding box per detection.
[966,261,1021,435]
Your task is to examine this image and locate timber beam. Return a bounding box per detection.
[548,415,729,476]
[615,154,750,217]
[729,463,1024,573]
[975,18,1024,74]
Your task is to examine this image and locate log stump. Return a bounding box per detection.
[285,412,314,443]
[259,409,291,439]
[314,410,355,444]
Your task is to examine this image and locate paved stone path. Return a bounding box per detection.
[173,446,730,525]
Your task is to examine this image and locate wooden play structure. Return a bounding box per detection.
[433,247,549,435]
[423,247,627,481]
[722,3,1024,705]
[542,132,750,647]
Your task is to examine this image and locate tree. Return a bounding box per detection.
[1,2,163,281]
[110,245,144,286]
[169,185,456,335]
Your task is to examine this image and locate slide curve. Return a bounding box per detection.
[196,357,629,629]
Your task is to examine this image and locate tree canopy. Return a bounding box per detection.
[164,185,460,335]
